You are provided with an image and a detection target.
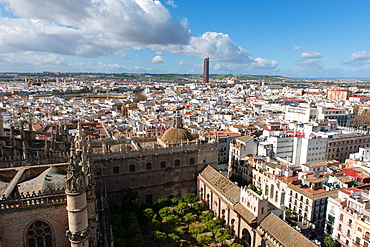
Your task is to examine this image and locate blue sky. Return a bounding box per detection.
[0,0,370,78]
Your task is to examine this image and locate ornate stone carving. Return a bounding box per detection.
[66,145,86,193]
[82,136,94,187]
[74,121,86,152]
[66,228,90,243]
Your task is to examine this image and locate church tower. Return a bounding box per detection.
[65,141,90,246]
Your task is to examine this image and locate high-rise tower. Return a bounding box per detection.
[202,57,209,84]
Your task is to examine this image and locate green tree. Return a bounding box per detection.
[112,224,126,247]
[159,207,173,219]
[123,212,138,226]
[184,193,198,203]
[143,208,155,223]
[219,157,227,163]
[175,228,184,237]
[175,202,190,216]
[130,233,144,247]
[127,223,141,238]
[168,233,180,241]
[153,230,167,244]
[162,214,180,231]
[196,233,212,247]
[183,213,196,230]
[154,197,171,211]
[120,187,139,213]
[179,241,191,247]
[249,184,257,192]
[189,225,207,237]
[192,202,205,213]
[200,211,214,223]
[148,218,161,231]
[114,238,127,247]
[324,236,336,247]
[215,229,231,245]
[205,218,222,232]
[171,197,183,205]
[231,243,244,247]
[284,208,292,218]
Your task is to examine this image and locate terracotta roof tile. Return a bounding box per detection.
[236,135,253,142]
[259,213,317,247]
[199,166,240,203]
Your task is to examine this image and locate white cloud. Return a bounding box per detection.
[342,51,370,67]
[0,17,120,57]
[0,52,158,72]
[115,51,130,59]
[178,60,188,66]
[296,58,322,70]
[294,46,303,50]
[212,60,278,74]
[252,57,279,69]
[0,52,66,71]
[151,55,165,64]
[0,0,277,72]
[169,32,254,63]
[1,0,191,52]
[159,32,278,69]
[166,0,177,8]
[156,50,166,56]
[296,50,322,69]
[301,51,322,59]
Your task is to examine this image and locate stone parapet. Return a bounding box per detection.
[0,188,66,212]
[93,142,217,160]
[0,153,69,168]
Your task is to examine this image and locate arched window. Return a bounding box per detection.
[26,220,53,247]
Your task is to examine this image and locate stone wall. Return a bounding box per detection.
[94,143,218,204]
[0,204,69,247]
[198,174,259,246]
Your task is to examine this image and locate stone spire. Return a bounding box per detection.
[20,121,25,139]
[74,121,86,152]
[28,113,33,131]
[81,136,93,187]
[66,143,90,247]
[66,145,86,194]
[0,109,4,137]
[22,141,28,160]
[50,130,56,152]
[10,127,15,146]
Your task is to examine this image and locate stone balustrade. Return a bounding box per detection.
[0,188,66,212]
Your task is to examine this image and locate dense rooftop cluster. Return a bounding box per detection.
[3,73,370,246]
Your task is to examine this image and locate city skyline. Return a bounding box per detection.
[0,0,370,78]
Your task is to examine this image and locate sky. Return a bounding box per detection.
[0,0,370,78]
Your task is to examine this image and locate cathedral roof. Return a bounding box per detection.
[0,180,7,197]
[18,166,66,193]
